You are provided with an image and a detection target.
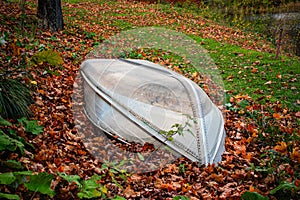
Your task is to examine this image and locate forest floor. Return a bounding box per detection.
[0,0,299,199]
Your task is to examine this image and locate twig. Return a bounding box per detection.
[275,28,283,60]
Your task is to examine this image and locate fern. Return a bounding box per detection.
[0,117,12,126]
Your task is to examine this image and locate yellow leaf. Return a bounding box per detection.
[238,110,245,115]
[101,185,108,194]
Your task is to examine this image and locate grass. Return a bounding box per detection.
[1,0,299,199]
[60,0,300,111]
[5,0,299,112]
[120,35,299,111]
[111,20,133,30]
[190,36,300,111]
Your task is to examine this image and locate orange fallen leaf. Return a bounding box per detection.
[182,183,192,193]
[77,149,87,155]
[123,185,136,198]
[290,148,300,162]
[164,164,179,173]
[276,74,282,79]
[234,141,246,157]
[245,152,252,160]
[49,130,57,137]
[273,113,281,119]
[274,141,288,154]
[210,173,224,183]
[38,89,46,95]
[173,66,180,72]
[251,68,258,73]
[249,185,255,192]
[58,165,65,172]
[161,183,177,192]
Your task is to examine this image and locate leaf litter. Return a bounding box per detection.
[0,0,299,199]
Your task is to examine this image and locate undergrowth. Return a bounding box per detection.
[0,0,299,199]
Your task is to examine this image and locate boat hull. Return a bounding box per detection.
[80,59,225,165]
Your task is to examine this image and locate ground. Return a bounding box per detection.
[0,0,299,199]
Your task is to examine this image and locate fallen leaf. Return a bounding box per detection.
[290,148,300,162]
[251,68,258,73]
[264,80,272,85]
[123,185,136,198]
[274,142,288,154]
[77,149,86,155]
[273,113,281,119]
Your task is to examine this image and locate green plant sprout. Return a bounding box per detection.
[100,160,129,189]
[58,173,108,199]
[0,171,55,199]
[160,115,196,141]
[0,117,42,155]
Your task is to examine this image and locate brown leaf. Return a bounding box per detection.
[209,173,224,183]
[251,67,258,73]
[219,182,238,199]
[123,185,136,198]
[77,149,87,155]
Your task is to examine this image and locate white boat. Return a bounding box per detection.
[80,59,225,165]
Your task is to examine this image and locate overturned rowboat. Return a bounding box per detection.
[80,59,225,165]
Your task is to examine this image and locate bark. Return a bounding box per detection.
[37,0,64,32]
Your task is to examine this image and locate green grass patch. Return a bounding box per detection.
[111,20,133,30]
[190,36,299,110]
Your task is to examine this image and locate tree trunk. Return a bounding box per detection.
[37,0,64,32]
